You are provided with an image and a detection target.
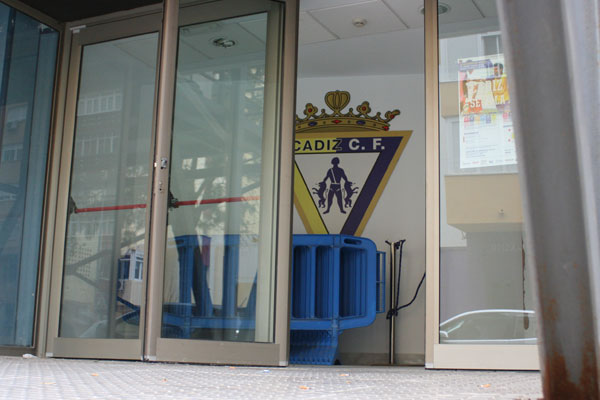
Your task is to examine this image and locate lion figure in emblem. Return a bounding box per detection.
[344,181,358,208]
[312,181,327,208]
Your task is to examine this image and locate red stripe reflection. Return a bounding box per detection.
[74,196,260,213]
[174,196,260,207]
[75,204,146,213]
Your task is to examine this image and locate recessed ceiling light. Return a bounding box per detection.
[419,3,451,15]
[352,18,367,28]
[212,37,236,48]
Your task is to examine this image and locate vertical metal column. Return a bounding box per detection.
[497,0,600,397]
[423,0,439,369]
[274,0,299,365]
[145,0,179,360]
[560,1,600,378]
[387,241,396,365]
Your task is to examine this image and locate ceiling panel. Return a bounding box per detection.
[177,41,210,71]
[114,34,159,69]
[239,17,268,43]
[473,0,498,18]
[299,12,338,45]
[300,0,369,12]
[381,0,423,29]
[438,0,485,25]
[383,0,485,29]
[180,23,265,60]
[310,0,406,39]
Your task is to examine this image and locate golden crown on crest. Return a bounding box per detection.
[295,90,400,133]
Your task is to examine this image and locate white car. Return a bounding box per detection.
[439,309,537,345]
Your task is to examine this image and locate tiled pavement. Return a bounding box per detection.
[0,356,543,399]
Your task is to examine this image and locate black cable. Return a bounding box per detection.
[392,240,405,317]
[390,272,426,316]
[386,238,426,319]
[386,239,405,319]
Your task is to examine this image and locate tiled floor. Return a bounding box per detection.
[0,356,543,399]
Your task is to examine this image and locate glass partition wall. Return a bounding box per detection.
[432,0,538,369]
[0,4,58,348]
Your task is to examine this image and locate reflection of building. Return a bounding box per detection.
[118,248,144,310]
[60,66,151,336]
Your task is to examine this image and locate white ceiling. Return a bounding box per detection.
[125,0,499,78]
[299,0,497,45]
[298,0,499,77]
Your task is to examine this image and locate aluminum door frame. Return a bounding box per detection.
[146,0,298,366]
[45,11,163,360]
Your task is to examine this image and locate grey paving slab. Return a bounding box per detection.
[0,356,542,399]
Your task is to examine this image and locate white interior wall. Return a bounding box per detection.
[294,74,425,364]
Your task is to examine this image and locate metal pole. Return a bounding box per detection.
[144,0,179,360]
[560,0,600,377]
[497,0,600,397]
[387,240,396,365]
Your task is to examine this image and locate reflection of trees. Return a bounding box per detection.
[172,61,266,236]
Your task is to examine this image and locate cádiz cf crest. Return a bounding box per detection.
[294,90,411,235]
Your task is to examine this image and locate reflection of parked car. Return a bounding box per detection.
[439,309,537,344]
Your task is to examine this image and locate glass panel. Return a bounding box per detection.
[0,5,58,346]
[162,12,276,342]
[438,1,536,344]
[59,33,158,339]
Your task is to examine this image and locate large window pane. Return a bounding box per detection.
[0,5,58,346]
[438,2,536,345]
[162,11,277,342]
[59,33,158,339]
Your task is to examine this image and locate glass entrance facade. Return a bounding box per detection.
[0,0,543,371]
[0,4,58,347]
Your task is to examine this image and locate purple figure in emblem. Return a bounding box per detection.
[344,180,358,208]
[318,157,357,214]
[312,181,327,208]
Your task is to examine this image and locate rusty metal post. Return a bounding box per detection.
[560,0,600,371]
[497,0,600,398]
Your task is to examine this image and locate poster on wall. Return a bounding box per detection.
[294,91,411,235]
[458,54,515,169]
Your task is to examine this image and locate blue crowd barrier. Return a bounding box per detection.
[121,234,385,364]
[289,234,385,364]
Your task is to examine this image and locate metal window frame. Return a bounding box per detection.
[0,0,63,356]
[424,0,540,370]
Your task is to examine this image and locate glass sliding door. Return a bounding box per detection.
[59,33,159,339]
[0,5,58,348]
[47,14,161,359]
[152,0,294,365]
[48,0,297,365]
[163,13,273,343]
